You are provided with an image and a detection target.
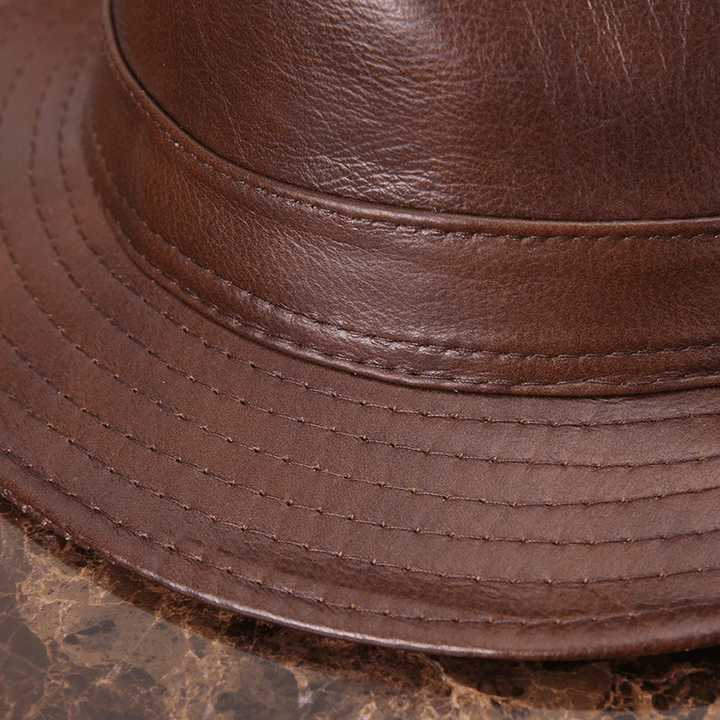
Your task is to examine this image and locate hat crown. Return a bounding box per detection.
[113,0,720,222]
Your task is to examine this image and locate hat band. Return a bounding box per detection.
[82,3,720,396]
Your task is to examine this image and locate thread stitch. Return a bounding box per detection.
[39,88,720,477]
[6,178,720,542]
[44,40,717,421]
[4,48,719,523]
[2,440,720,627]
[96,34,720,367]
[34,126,720,477]
[2,387,720,581]
[64,188,720,430]
[14,196,720,514]
[66,207,720,429]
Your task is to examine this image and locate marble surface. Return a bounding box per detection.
[1,499,720,719]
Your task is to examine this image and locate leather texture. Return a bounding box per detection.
[112,0,720,222]
[89,0,720,396]
[1,0,720,661]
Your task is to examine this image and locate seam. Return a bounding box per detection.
[52,214,720,430]
[8,37,720,518]
[100,25,720,243]
[72,170,720,469]
[4,56,717,518]
[96,37,720,367]
[28,64,720,500]
[12,60,720,528]
[10,232,720,481]
[12,91,720,532]
[2,440,720,628]
[6,281,720,511]
[2,384,715,573]
[47,110,720,474]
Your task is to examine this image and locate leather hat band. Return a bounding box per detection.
[84,3,720,396]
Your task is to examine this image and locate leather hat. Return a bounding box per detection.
[3,0,720,660]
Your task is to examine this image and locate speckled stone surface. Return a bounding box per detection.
[2,498,720,720]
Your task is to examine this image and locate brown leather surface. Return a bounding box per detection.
[112,0,720,222]
[86,3,720,396]
[1,0,720,660]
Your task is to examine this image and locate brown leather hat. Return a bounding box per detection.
[3,0,720,660]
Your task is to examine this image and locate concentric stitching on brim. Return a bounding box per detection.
[3,60,717,550]
[3,0,720,658]
[2,437,720,637]
[0,37,714,566]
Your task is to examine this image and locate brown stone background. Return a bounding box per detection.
[1,498,720,719]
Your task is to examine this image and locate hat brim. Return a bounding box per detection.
[3,0,720,660]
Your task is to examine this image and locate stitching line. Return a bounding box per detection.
[4,329,720,546]
[0,53,711,548]
[51,207,720,429]
[23,133,720,496]
[3,384,714,579]
[0,60,712,543]
[44,108,717,467]
[3,439,720,629]
[44,119,720,476]
[0,22,718,623]
[97,33,720,367]
[11,243,720,484]
[100,25,720,243]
